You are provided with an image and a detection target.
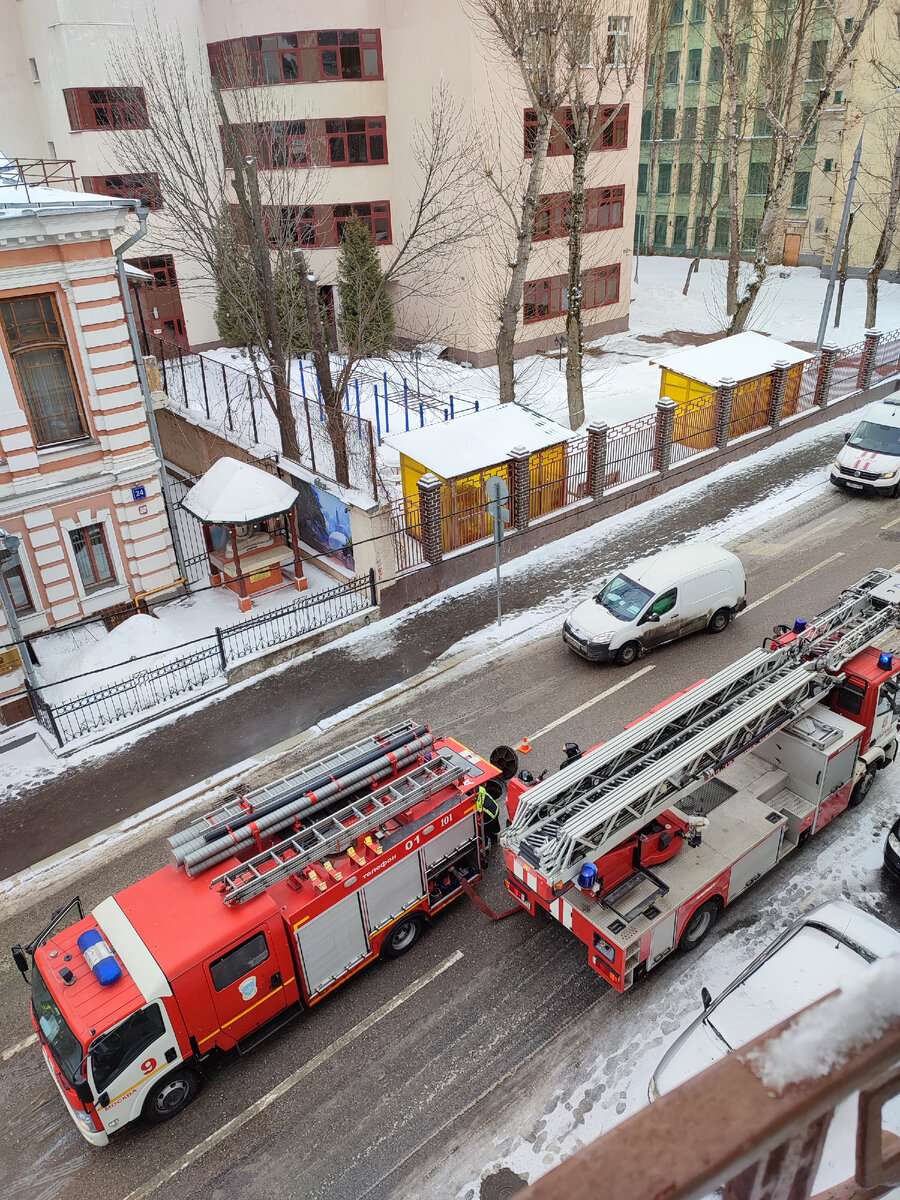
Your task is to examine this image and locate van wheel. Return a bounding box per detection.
[381,913,426,959]
[707,609,731,634]
[679,901,719,951]
[143,1067,200,1123]
[614,641,640,666]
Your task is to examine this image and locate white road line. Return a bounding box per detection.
[2,1033,37,1061]
[773,517,839,551]
[744,553,845,613]
[882,514,900,531]
[120,950,464,1200]
[528,664,656,743]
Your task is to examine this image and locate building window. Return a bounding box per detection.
[0,294,87,446]
[208,29,383,88]
[524,105,627,157]
[687,48,702,83]
[598,105,629,149]
[752,110,771,138]
[227,118,387,168]
[677,162,693,194]
[673,215,688,246]
[523,265,619,322]
[824,157,833,172]
[332,202,391,243]
[665,50,680,85]
[682,107,698,140]
[29,58,40,83]
[661,108,676,140]
[736,44,749,79]
[747,161,769,195]
[714,216,730,250]
[63,87,148,131]
[69,524,116,591]
[637,162,648,194]
[691,0,706,21]
[833,90,843,105]
[257,202,392,247]
[82,173,163,210]
[1,561,35,614]
[693,215,710,250]
[704,105,720,138]
[790,171,810,209]
[129,255,178,289]
[741,216,760,250]
[653,214,668,246]
[808,39,828,80]
[533,186,624,240]
[641,108,652,140]
[708,47,724,83]
[670,0,685,25]
[583,264,620,308]
[657,162,672,194]
[325,116,387,165]
[607,16,630,65]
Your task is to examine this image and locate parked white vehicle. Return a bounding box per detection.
[649,900,900,1194]
[830,396,900,496]
[562,543,746,666]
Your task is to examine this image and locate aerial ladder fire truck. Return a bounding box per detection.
[12,722,500,1145]
[501,568,900,993]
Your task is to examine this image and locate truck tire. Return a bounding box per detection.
[848,767,876,808]
[707,609,731,634]
[142,1066,200,1123]
[381,913,426,959]
[679,900,719,951]
[614,641,640,666]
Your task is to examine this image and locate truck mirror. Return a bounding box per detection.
[11,945,29,981]
[701,986,712,1010]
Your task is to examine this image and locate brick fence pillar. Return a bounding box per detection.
[417,472,444,566]
[587,421,609,500]
[715,377,737,450]
[509,445,531,532]
[815,343,838,408]
[654,397,676,475]
[857,328,882,391]
[767,360,790,429]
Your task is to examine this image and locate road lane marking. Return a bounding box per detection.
[744,553,845,613]
[882,514,900,531]
[2,1033,37,1061]
[528,664,656,743]
[752,518,840,556]
[120,950,464,1200]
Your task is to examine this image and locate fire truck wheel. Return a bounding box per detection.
[382,913,426,959]
[679,900,719,951]
[614,641,640,666]
[142,1067,200,1123]
[848,767,876,807]
[707,609,731,634]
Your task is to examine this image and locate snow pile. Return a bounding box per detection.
[743,954,900,1093]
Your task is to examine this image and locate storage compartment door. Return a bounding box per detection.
[728,829,782,899]
[648,910,678,969]
[363,855,426,934]
[424,814,477,869]
[295,894,369,998]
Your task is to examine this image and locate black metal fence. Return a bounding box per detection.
[30,572,377,747]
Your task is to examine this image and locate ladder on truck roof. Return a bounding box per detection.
[502,569,900,886]
[210,748,470,905]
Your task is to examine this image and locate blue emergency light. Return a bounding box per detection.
[577,862,598,889]
[879,652,894,671]
[76,928,123,986]
[793,619,807,634]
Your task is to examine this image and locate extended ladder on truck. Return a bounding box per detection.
[503,569,900,886]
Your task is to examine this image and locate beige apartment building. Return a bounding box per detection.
[0,1,645,367]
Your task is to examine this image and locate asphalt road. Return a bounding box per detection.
[3,439,900,1200]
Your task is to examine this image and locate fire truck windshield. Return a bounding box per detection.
[32,963,83,1085]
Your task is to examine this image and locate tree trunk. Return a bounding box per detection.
[729,167,793,333]
[835,210,854,328]
[565,134,588,429]
[724,61,742,316]
[497,108,553,404]
[866,129,900,328]
[299,263,350,487]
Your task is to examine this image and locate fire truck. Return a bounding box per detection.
[12,722,499,1145]
[501,568,900,993]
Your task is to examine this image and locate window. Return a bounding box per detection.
[661,108,676,139]
[325,116,387,165]
[228,118,386,168]
[653,214,668,246]
[637,162,648,194]
[693,215,710,250]
[82,173,162,211]
[0,294,87,446]
[790,171,810,209]
[641,108,652,140]
[208,29,383,88]
[525,105,627,157]
[647,57,656,87]
[691,0,706,21]
[665,50,680,85]
[736,44,749,78]
[90,1005,165,1094]
[29,58,40,83]
[523,265,619,322]
[699,160,715,195]
[808,39,828,80]
[523,278,554,322]
[210,932,270,991]
[583,264,620,307]
[597,105,629,149]
[682,107,698,139]
[658,162,672,193]
[129,255,178,290]
[753,109,771,137]
[714,216,730,250]
[1,561,34,614]
[677,162,693,194]
[709,46,724,83]
[333,201,391,243]
[69,524,116,590]
[63,87,148,131]
[534,190,623,241]
[844,17,854,33]
[824,157,833,172]
[258,202,392,247]
[671,0,685,24]
[833,90,843,104]
[747,161,769,195]
[687,48,702,83]
[673,215,688,246]
[648,587,678,616]
[634,211,646,250]
[607,16,630,65]
[704,105,720,138]
[720,161,729,198]
[741,216,760,250]
[801,102,818,146]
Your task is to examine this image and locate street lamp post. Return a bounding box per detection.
[815,88,900,351]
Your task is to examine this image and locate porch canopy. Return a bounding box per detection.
[181,456,298,523]
[653,332,811,389]
[383,403,574,479]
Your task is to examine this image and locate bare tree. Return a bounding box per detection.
[867,126,900,327]
[637,0,671,268]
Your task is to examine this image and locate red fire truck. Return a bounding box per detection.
[501,568,900,992]
[12,721,499,1145]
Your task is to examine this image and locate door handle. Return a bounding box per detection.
[270,972,282,990]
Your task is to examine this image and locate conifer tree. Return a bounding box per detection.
[337,215,394,356]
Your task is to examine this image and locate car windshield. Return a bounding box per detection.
[847,419,900,457]
[595,573,654,621]
[32,962,84,1085]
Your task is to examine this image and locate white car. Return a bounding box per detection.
[831,396,900,496]
[649,900,900,1192]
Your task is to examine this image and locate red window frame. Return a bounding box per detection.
[226,118,386,169]
[208,29,383,88]
[525,105,629,158]
[128,255,179,290]
[583,264,621,308]
[82,173,162,210]
[325,117,387,166]
[523,264,620,323]
[63,87,148,131]
[533,186,625,240]
[256,203,392,248]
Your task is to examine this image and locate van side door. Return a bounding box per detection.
[637,588,680,648]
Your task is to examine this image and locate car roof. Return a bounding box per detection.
[855,397,900,427]
[623,544,740,591]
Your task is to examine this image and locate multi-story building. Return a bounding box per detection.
[0,1,644,366]
[0,175,180,725]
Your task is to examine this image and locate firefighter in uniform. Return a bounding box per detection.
[478,785,502,847]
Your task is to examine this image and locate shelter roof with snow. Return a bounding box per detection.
[653,332,812,388]
[383,403,574,480]
[181,457,299,523]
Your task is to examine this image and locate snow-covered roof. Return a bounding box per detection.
[124,262,154,281]
[181,457,298,523]
[0,155,131,219]
[654,332,812,387]
[383,403,574,479]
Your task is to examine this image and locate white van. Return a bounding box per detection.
[562,544,746,666]
[830,396,900,495]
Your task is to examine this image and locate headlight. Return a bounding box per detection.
[73,1107,95,1129]
[883,471,897,479]
[888,830,900,857]
[834,459,842,470]
[592,632,613,645]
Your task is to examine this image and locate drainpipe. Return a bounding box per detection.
[113,204,189,585]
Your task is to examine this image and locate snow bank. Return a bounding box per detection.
[744,954,900,1093]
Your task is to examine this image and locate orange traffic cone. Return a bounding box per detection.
[518,737,532,754]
